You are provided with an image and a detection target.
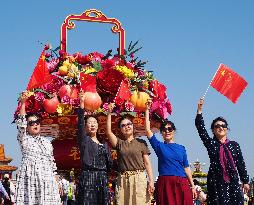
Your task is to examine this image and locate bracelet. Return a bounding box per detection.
[190,186,195,189]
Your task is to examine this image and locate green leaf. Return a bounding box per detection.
[128,41,133,51]
[92,61,102,72]
[130,40,139,52]
[33,88,54,98]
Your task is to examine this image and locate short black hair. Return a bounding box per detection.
[211,117,228,130]
[159,120,176,133]
[25,113,41,122]
[84,115,99,124]
[117,115,134,128]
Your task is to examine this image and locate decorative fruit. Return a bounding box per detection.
[63,59,70,67]
[130,91,150,111]
[59,85,78,99]
[58,65,69,76]
[43,95,60,114]
[83,92,102,111]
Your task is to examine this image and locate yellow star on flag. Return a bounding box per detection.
[221,69,226,76]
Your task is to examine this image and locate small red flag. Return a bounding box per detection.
[27,49,52,90]
[211,64,248,103]
[114,79,131,106]
[79,73,97,92]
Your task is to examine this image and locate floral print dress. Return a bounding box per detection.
[15,115,61,205]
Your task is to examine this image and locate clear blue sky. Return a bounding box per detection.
[1,1,254,179]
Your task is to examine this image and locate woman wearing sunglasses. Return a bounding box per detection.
[106,103,154,205]
[145,101,196,205]
[196,98,249,205]
[15,91,61,205]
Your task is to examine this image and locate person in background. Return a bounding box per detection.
[193,179,206,205]
[195,98,249,205]
[2,174,15,205]
[145,100,196,205]
[0,181,9,205]
[67,179,76,205]
[76,91,112,205]
[106,103,154,205]
[61,175,69,205]
[15,91,61,205]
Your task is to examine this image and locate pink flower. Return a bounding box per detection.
[34,92,45,103]
[103,103,109,112]
[61,96,71,104]
[45,53,51,58]
[124,101,135,112]
[70,98,80,107]
[150,99,172,119]
[47,58,59,72]
[42,75,64,93]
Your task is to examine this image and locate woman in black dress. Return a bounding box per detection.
[76,91,112,205]
[195,98,249,205]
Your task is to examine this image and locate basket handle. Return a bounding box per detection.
[60,9,125,55]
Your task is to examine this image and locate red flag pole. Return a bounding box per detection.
[202,63,222,99]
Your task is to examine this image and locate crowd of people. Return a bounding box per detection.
[2,91,251,205]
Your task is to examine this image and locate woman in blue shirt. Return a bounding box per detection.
[145,102,196,205]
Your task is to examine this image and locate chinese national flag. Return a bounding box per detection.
[79,73,97,92]
[211,64,248,103]
[114,79,131,105]
[27,49,52,90]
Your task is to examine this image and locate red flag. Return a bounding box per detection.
[27,49,52,90]
[114,79,131,105]
[211,64,248,103]
[79,73,97,92]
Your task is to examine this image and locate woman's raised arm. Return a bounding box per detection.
[106,103,118,147]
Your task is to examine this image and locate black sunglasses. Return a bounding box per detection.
[28,119,40,126]
[120,122,133,128]
[162,127,174,133]
[214,124,227,129]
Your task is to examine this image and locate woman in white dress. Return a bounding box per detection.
[15,91,61,205]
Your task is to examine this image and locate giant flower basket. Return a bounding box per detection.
[14,9,172,187]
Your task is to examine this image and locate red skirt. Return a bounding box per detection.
[156,176,194,205]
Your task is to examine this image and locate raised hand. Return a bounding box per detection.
[108,103,115,113]
[19,91,31,104]
[197,98,204,114]
[79,91,85,109]
[145,99,153,111]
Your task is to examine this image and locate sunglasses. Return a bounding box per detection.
[120,122,133,128]
[162,127,174,133]
[27,119,40,126]
[214,124,227,129]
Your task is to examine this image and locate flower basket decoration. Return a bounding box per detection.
[14,9,172,170]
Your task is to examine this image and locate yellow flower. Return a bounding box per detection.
[68,64,79,78]
[114,65,135,79]
[57,104,73,116]
[82,66,97,74]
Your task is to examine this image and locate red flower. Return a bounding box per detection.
[97,67,125,95]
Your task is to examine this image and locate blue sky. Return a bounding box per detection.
[1,1,254,179]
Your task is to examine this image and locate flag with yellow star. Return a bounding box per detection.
[27,49,52,90]
[211,63,248,103]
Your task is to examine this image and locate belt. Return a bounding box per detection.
[120,170,145,177]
